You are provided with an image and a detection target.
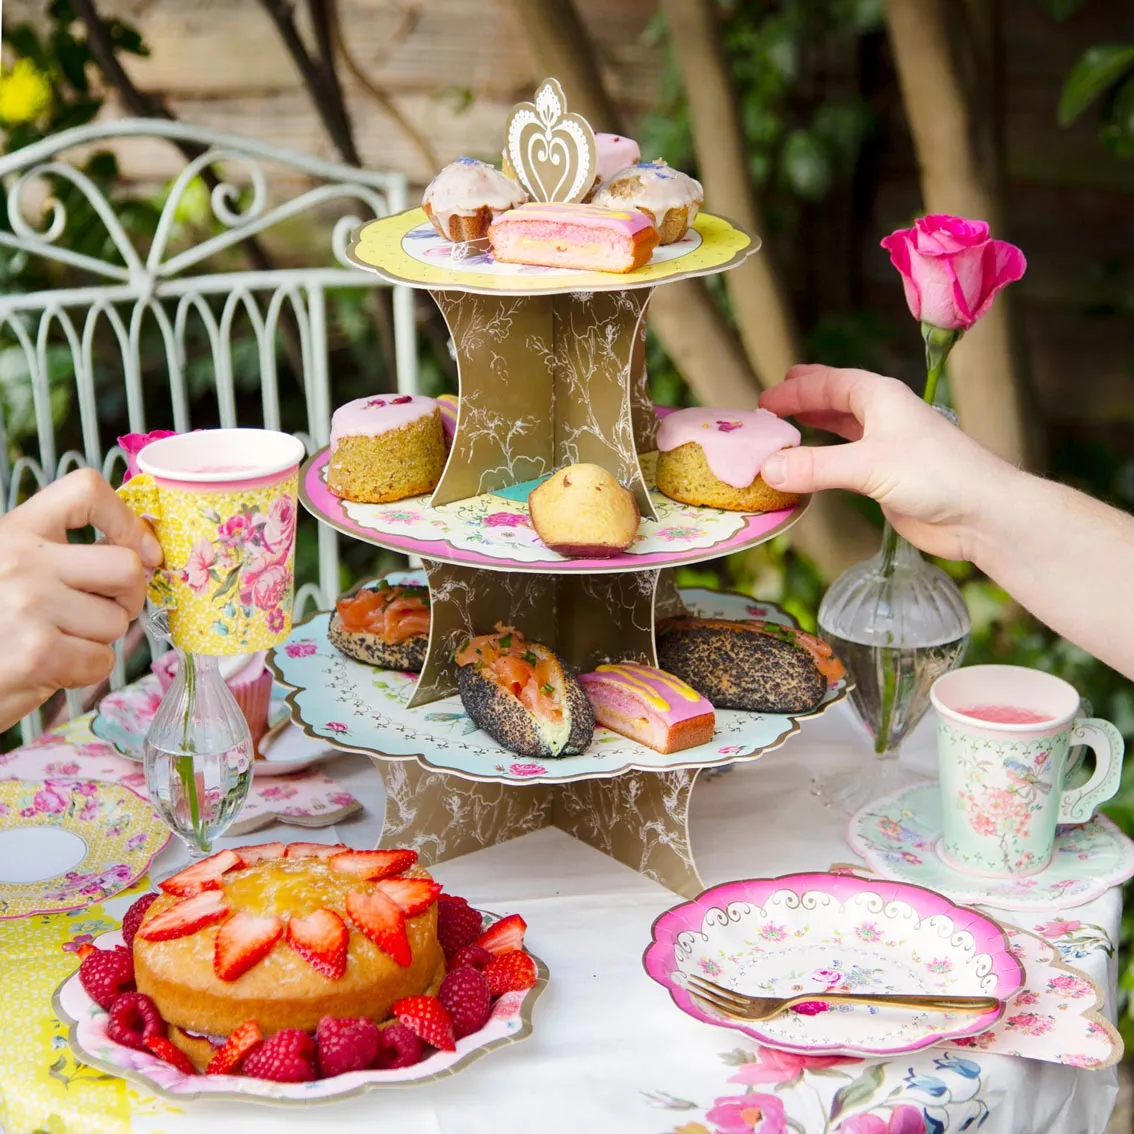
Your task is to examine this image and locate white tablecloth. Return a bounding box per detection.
[102,703,1120,1134]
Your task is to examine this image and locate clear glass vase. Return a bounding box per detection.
[816,520,971,813]
[143,615,254,861]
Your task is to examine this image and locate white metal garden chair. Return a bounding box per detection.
[0,119,418,740]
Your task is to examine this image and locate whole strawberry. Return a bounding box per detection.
[373,1022,424,1069]
[120,892,159,948]
[78,946,135,1009]
[436,897,483,959]
[106,992,165,1051]
[438,966,491,1039]
[315,1016,381,1078]
[242,1028,317,1083]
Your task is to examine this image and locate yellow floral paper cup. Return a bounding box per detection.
[117,429,307,655]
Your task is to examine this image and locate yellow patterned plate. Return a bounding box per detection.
[0,778,169,919]
[347,208,755,295]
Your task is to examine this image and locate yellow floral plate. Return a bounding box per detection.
[0,778,170,919]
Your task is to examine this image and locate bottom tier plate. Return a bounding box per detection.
[269,580,848,785]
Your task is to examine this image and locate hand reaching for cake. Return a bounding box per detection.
[758,364,1134,683]
[0,469,163,731]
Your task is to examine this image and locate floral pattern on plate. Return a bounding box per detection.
[643,872,1023,1057]
[269,583,847,785]
[54,923,547,1103]
[0,779,168,918]
[90,676,332,779]
[846,784,1134,911]
[303,450,806,574]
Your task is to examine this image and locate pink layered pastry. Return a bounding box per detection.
[488,202,659,274]
[437,393,459,448]
[152,652,274,756]
[655,407,802,513]
[579,663,715,753]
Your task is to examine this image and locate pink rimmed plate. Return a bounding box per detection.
[643,872,1023,1057]
[53,916,547,1104]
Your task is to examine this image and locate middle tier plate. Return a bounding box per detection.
[301,448,808,574]
[270,581,848,785]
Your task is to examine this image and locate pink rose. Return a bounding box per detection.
[483,512,528,528]
[182,538,216,593]
[508,762,546,777]
[704,1093,785,1134]
[1035,918,1081,937]
[729,1047,860,1087]
[218,514,252,544]
[285,642,318,658]
[266,608,286,634]
[117,429,176,482]
[250,563,289,612]
[326,721,348,734]
[840,1108,925,1134]
[881,214,1025,330]
[263,495,297,552]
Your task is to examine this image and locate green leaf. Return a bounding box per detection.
[213,565,243,601]
[5,25,49,68]
[1057,45,1134,125]
[104,18,150,58]
[51,27,91,93]
[828,1063,886,1123]
[781,129,832,201]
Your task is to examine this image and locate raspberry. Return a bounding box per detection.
[438,967,491,1038]
[106,993,166,1051]
[436,899,483,959]
[120,893,160,949]
[315,1016,381,1078]
[447,944,493,971]
[373,1023,425,1069]
[78,946,135,1010]
[242,1028,317,1083]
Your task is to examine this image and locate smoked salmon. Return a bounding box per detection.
[329,581,430,671]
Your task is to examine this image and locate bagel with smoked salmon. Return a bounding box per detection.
[329,580,430,671]
[454,625,594,758]
[656,617,844,715]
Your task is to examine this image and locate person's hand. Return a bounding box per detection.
[758,364,1020,562]
[0,469,163,731]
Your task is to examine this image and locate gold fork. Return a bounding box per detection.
[684,974,1000,1023]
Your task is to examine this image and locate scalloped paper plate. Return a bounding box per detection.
[54,917,547,1104]
[643,872,1023,1057]
[269,580,848,785]
[0,778,169,919]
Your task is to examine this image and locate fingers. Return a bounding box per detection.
[17,469,163,568]
[787,410,865,442]
[45,543,148,617]
[761,440,876,496]
[49,584,132,644]
[53,637,117,689]
[759,365,876,420]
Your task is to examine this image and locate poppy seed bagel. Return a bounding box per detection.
[457,664,594,758]
[328,612,428,672]
[657,619,826,714]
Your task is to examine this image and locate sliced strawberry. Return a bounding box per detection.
[144,1034,197,1075]
[283,842,348,860]
[375,877,442,917]
[475,913,527,956]
[137,891,229,942]
[345,888,411,967]
[484,949,538,997]
[214,911,284,981]
[392,995,456,1052]
[206,1020,263,1075]
[159,850,243,897]
[329,849,417,881]
[286,908,349,980]
[238,842,286,865]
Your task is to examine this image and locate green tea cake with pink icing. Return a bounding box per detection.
[488,202,659,273]
[326,394,445,504]
[579,663,714,753]
[655,407,801,513]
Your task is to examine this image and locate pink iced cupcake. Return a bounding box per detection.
[150,651,274,756]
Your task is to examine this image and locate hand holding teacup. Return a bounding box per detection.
[931,665,1123,877]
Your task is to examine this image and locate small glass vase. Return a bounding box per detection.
[816,520,971,813]
[143,616,254,861]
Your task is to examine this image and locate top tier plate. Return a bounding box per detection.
[346,208,755,295]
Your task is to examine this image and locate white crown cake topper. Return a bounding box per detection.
[505,78,598,204]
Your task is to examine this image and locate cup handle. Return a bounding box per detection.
[116,475,175,609]
[1058,718,1124,824]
